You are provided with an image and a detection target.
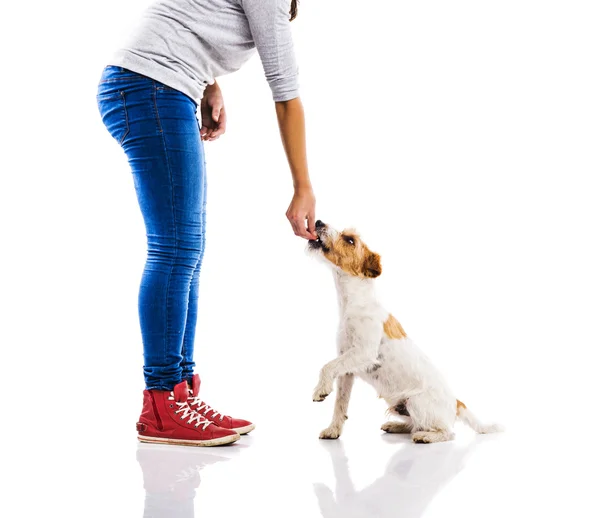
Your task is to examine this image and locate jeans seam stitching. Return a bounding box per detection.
[153,85,179,372]
[119,91,130,145]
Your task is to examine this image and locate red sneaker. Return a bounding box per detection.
[187,374,255,435]
[137,380,240,447]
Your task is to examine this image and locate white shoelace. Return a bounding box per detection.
[168,394,212,430]
[189,395,225,421]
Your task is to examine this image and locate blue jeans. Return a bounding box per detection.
[96,65,207,391]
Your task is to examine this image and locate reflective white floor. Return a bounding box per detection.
[11,416,595,518]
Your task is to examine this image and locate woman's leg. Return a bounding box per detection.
[131,87,205,391]
[97,67,205,391]
[181,162,207,382]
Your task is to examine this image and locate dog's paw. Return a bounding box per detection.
[411,430,453,444]
[312,384,332,402]
[381,421,412,434]
[312,391,330,402]
[319,426,341,440]
[411,431,433,444]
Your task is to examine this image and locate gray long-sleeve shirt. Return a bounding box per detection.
[107,0,300,105]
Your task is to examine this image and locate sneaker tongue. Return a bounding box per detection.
[191,374,201,397]
[173,380,190,402]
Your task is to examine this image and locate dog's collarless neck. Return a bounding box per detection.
[333,271,377,308]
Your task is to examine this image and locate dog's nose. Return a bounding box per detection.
[315,220,325,229]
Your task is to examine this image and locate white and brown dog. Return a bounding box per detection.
[307,220,502,443]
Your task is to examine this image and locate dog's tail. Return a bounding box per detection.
[456,400,504,434]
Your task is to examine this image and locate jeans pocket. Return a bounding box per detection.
[97,90,130,145]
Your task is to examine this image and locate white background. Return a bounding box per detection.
[2,1,599,517]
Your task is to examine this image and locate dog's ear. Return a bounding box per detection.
[363,252,382,278]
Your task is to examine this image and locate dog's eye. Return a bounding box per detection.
[343,236,355,246]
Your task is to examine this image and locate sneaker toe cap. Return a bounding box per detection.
[231,418,253,428]
[209,424,239,439]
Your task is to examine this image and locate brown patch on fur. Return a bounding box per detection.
[384,314,407,339]
[456,399,466,415]
[363,252,382,278]
[322,229,382,278]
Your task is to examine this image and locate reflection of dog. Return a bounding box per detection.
[307,221,502,443]
[137,443,230,518]
[314,438,480,518]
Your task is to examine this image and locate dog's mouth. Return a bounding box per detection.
[308,235,324,249]
[308,220,330,252]
[309,225,330,250]
[308,234,330,253]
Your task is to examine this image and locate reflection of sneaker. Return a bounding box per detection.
[137,442,229,496]
[136,380,240,446]
[137,443,230,517]
[187,374,255,435]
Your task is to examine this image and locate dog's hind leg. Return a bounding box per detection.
[412,429,454,444]
[406,394,455,444]
[381,399,413,433]
[320,374,354,439]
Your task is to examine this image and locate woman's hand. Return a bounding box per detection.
[286,186,317,240]
[200,82,226,141]
[275,98,316,240]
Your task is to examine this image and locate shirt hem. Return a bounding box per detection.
[107,50,207,107]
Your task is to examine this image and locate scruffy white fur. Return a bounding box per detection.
[307,222,502,444]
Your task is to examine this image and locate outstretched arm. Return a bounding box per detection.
[276,98,316,239]
[241,0,316,238]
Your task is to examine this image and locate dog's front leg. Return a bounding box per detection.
[312,350,377,402]
[313,319,381,402]
[319,374,354,439]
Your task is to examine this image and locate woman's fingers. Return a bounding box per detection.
[208,124,223,140]
[306,210,317,239]
[201,108,226,141]
[286,188,317,239]
[288,213,313,239]
[210,109,227,140]
[212,106,221,123]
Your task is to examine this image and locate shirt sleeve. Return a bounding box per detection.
[240,0,300,102]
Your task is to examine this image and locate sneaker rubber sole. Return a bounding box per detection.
[137,432,240,447]
[232,423,255,435]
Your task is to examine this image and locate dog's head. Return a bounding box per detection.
[307,220,382,278]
